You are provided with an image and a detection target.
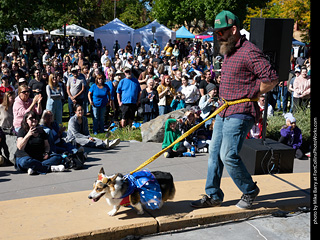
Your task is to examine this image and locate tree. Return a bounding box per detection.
[150,0,179,28]
[150,0,266,31]
[244,0,310,41]
[0,0,43,42]
[119,1,151,29]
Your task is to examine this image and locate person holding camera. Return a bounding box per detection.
[157,75,176,115]
[198,83,219,129]
[170,92,186,111]
[15,111,64,175]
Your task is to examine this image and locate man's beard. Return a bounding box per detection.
[218,33,238,55]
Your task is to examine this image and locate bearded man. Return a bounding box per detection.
[191,11,279,209]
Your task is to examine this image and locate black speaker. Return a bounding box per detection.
[250,18,294,81]
[239,138,295,175]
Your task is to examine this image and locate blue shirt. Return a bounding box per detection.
[116,77,141,104]
[89,84,110,107]
[105,80,115,101]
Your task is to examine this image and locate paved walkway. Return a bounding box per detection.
[0,141,311,239]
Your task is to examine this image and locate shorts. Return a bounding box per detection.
[120,103,137,120]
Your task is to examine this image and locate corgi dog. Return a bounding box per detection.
[88,167,176,216]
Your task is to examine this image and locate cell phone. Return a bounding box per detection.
[35,126,43,132]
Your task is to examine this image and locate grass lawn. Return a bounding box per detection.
[61,103,142,142]
[61,103,310,150]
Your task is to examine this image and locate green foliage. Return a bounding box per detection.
[119,1,151,29]
[150,0,268,31]
[244,0,310,41]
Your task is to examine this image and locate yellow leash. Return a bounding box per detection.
[130,97,259,174]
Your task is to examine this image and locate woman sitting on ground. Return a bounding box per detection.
[66,105,120,149]
[15,111,65,175]
[40,110,78,154]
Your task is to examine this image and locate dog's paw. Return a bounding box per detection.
[137,209,144,215]
[108,209,118,216]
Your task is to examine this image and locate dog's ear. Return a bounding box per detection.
[106,174,119,185]
[99,167,105,175]
[111,173,119,182]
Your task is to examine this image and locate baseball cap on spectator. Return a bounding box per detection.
[71,67,77,72]
[19,78,27,83]
[216,56,222,61]
[206,83,217,93]
[116,70,123,75]
[284,113,296,123]
[213,10,240,32]
[294,67,301,73]
[124,67,131,73]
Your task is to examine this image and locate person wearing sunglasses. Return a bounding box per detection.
[191,10,279,210]
[13,85,42,132]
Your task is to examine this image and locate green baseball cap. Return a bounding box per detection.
[213,10,240,31]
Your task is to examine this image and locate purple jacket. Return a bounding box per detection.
[280,126,302,149]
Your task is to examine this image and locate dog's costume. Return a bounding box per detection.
[100,170,162,209]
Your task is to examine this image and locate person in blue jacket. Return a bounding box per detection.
[279,113,304,159]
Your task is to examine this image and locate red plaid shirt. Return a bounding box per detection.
[218,35,278,122]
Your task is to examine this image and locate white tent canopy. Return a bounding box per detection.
[23,28,48,35]
[94,18,134,57]
[133,20,176,52]
[8,26,48,41]
[50,24,94,37]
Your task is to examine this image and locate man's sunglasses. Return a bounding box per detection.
[216,27,232,37]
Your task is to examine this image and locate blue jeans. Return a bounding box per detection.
[276,86,288,113]
[15,154,62,174]
[159,105,171,115]
[46,98,63,124]
[92,105,106,133]
[205,115,256,201]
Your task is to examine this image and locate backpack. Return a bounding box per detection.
[62,150,87,170]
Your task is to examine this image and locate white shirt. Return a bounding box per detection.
[100,54,112,66]
[178,84,200,104]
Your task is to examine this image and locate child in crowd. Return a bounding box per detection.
[279,113,304,159]
[170,92,185,111]
[179,111,208,154]
[162,119,187,158]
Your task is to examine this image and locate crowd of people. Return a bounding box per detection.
[0,30,311,173]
